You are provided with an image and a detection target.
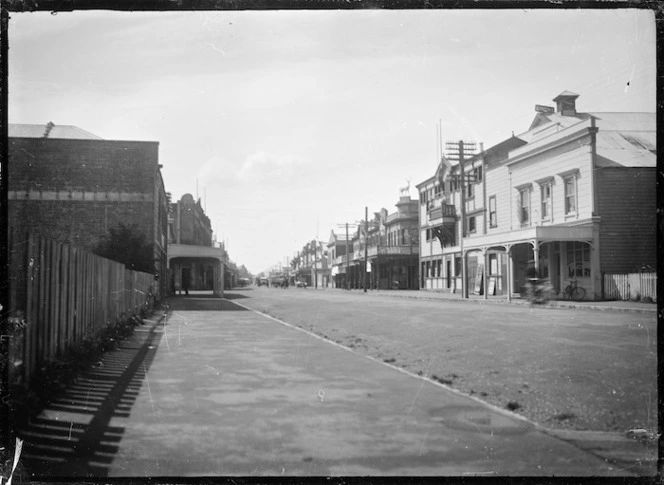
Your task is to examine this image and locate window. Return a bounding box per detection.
[519,188,530,225]
[437,259,442,278]
[467,215,476,233]
[541,183,552,220]
[425,228,430,241]
[426,261,431,278]
[401,229,406,245]
[489,195,497,228]
[564,176,576,215]
[466,181,474,199]
[566,241,590,278]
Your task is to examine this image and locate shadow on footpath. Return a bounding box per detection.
[167,297,249,311]
[17,319,164,478]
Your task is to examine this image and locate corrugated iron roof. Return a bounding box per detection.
[519,111,655,168]
[595,148,655,168]
[9,123,103,140]
[593,112,655,168]
[588,112,655,132]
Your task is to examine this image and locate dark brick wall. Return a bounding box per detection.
[596,166,656,273]
[9,137,159,193]
[9,200,155,252]
[8,137,167,282]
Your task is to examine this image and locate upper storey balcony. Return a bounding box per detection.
[427,196,457,224]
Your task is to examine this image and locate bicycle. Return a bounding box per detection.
[525,278,553,305]
[564,279,586,301]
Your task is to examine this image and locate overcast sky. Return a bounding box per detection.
[8,8,656,274]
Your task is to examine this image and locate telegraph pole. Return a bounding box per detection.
[364,206,368,293]
[459,141,468,299]
[445,140,477,299]
[346,223,350,290]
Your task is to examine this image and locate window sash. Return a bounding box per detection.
[519,189,530,223]
[564,177,576,214]
[489,196,497,227]
[541,183,552,219]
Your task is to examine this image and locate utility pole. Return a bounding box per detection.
[314,240,318,289]
[445,139,477,299]
[364,206,368,293]
[459,141,468,299]
[346,223,350,290]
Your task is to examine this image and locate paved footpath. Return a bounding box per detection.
[20,297,649,477]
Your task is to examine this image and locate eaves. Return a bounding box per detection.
[506,124,597,168]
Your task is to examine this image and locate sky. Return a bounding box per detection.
[8,8,656,274]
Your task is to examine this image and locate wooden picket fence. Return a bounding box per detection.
[15,232,155,384]
[603,272,657,301]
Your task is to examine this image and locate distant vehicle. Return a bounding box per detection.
[271,277,284,287]
[295,280,307,288]
[237,277,252,287]
[258,277,269,287]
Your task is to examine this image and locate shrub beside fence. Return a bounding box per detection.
[603,272,657,301]
[11,232,155,385]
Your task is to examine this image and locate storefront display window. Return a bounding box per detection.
[566,241,590,278]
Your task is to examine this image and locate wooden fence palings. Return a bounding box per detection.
[603,272,657,300]
[16,233,155,385]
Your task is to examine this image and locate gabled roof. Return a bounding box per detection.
[527,111,591,132]
[519,111,655,168]
[9,122,103,140]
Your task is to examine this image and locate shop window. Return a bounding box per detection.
[566,241,590,278]
[489,195,497,228]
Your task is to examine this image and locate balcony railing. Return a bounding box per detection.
[378,245,417,256]
[427,202,456,222]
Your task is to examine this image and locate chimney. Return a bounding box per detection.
[43,121,55,138]
[553,91,580,116]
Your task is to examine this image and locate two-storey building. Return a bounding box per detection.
[167,193,226,296]
[328,231,350,288]
[345,192,420,290]
[8,122,169,298]
[368,194,420,289]
[418,91,656,300]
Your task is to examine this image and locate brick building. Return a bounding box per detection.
[167,193,226,296]
[8,122,169,297]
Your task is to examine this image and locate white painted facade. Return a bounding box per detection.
[417,92,656,301]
